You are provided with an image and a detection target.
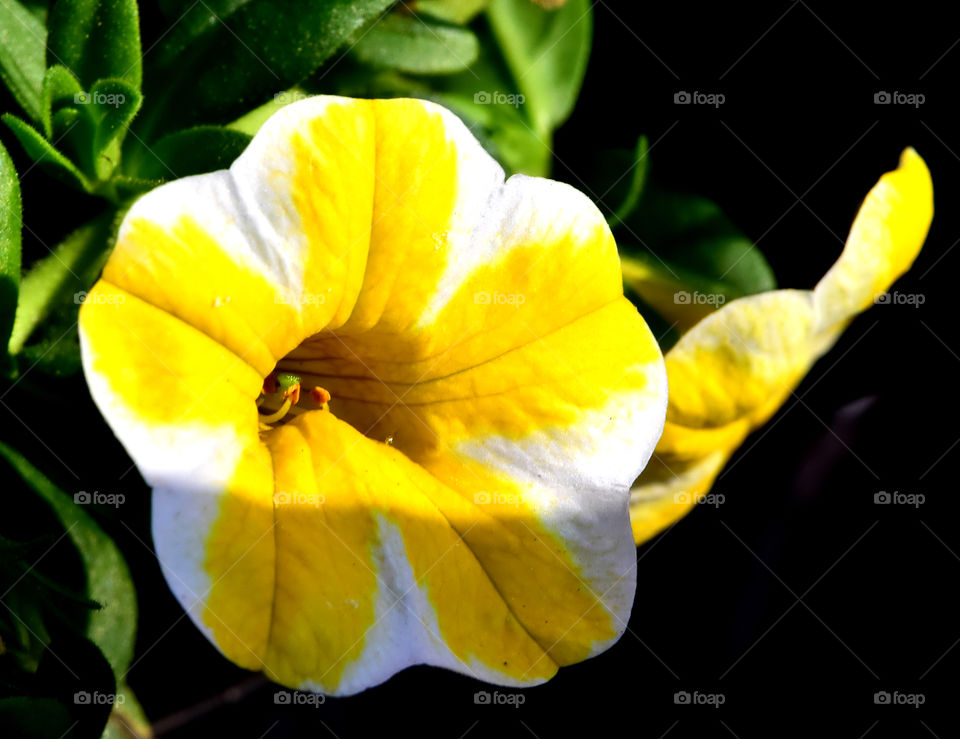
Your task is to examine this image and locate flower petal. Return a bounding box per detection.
[814,147,933,332]
[79,96,667,693]
[629,149,933,544]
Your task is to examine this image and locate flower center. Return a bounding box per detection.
[257,371,331,430]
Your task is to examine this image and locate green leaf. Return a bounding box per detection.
[1,113,92,191]
[413,0,489,25]
[0,0,47,124]
[0,141,22,375]
[423,28,553,175]
[41,65,84,138]
[88,78,142,179]
[618,187,777,333]
[486,0,592,134]
[8,210,117,358]
[352,13,479,75]
[139,0,394,134]
[134,125,252,181]
[109,173,162,201]
[46,0,143,89]
[608,136,649,226]
[0,697,75,739]
[35,635,118,739]
[0,442,138,679]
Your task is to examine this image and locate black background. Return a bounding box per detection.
[4,2,960,737]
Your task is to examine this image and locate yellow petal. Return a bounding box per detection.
[79,96,667,693]
[814,147,933,332]
[630,148,933,544]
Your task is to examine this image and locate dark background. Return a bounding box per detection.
[4,1,960,737]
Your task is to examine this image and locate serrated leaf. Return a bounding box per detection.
[0,442,138,679]
[134,125,251,181]
[1,113,91,191]
[0,141,21,375]
[138,0,394,134]
[0,0,46,124]
[46,0,142,89]
[486,0,591,134]
[352,13,479,75]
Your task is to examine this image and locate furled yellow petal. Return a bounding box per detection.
[814,147,934,333]
[629,148,933,545]
[79,96,667,694]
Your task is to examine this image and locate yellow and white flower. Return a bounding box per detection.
[627,148,933,544]
[78,96,668,694]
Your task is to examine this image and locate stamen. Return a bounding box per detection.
[310,386,331,409]
[259,397,292,424]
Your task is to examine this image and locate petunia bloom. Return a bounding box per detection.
[627,148,933,544]
[79,97,668,694]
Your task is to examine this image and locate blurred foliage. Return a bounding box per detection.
[0,0,773,734]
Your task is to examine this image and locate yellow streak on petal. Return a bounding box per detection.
[285,99,376,331]
[334,99,460,336]
[103,217,305,378]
